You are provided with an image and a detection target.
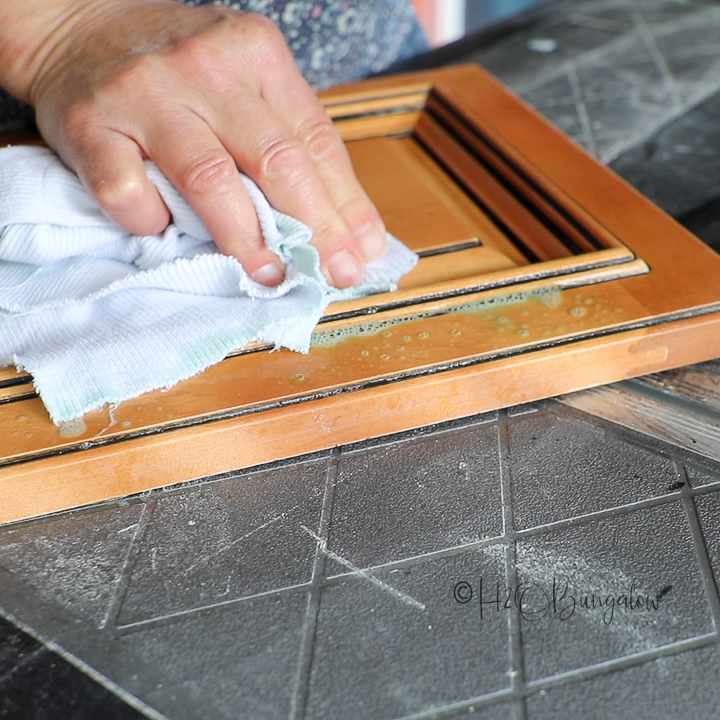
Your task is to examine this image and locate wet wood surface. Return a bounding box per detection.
[3,65,720,523]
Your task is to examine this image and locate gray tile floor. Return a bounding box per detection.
[5,0,720,718]
[4,404,720,719]
[473,0,720,162]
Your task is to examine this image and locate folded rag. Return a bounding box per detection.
[0,145,418,424]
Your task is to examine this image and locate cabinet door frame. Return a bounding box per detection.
[3,64,720,524]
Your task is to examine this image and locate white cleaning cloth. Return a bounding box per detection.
[0,145,417,424]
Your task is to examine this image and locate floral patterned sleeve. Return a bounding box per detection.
[0,0,428,133]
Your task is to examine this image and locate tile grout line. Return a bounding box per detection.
[498,410,528,720]
[116,488,698,635]
[289,448,340,720]
[691,481,720,499]
[105,500,157,631]
[524,632,718,694]
[400,633,720,720]
[677,462,720,631]
[552,399,696,460]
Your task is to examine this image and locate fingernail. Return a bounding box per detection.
[251,262,285,287]
[326,249,363,288]
[354,221,387,261]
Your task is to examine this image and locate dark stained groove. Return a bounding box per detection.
[319,251,632,323]
[0,376,29,390]
[0,392,37,406]
[416,241,482,257]
[413,132,542,263]
[331,102,426,123]
[322,87,429,111]
[6,304,720,470]
[427,90,608,253]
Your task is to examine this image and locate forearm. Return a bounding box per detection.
[0,0,175,103]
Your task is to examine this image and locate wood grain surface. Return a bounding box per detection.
[3,64,720,524]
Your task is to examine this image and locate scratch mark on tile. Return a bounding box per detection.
[300,525,426,612]
[567,64,599,157]
[631,8,681,109]
[178,506,300,578]
[569,11,632,33]
[0,646,45,689]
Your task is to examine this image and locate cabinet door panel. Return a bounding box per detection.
[3,65,720,524]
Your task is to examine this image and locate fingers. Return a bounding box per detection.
[61,127,170,237]
[213,91,366,288]
[259,59,388,262]
[146,114,286,286]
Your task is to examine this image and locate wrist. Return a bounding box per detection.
[0,0,101,102]
[0,0,175,104]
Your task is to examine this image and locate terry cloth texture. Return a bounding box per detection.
[0,145,418,423]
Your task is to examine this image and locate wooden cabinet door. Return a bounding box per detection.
[4,64,720,524]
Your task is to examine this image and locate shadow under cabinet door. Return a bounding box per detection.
[3,64,720,524]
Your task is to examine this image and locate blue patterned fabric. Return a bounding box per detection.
[0,0,427,133]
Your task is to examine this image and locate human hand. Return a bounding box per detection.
[0,0,387,287]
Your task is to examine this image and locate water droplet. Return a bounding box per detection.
[584,298,594,305]
[121,420,132,428]
[451,329,462,336]
[402,335,412,342]
[380,354,390,360]
[497,316,511,325]
[399,355,406,360]
[516,329,530,338]
[58,418,87,438]
[291,373,306,383]
[418,332,429,339]
[396,345,405,351]
[360,349,369,357]
[156,406,163,411]
[382,330,392,338]
[25,432,33,439]
[15,415,27,422]
[188,520,196,526]
[568,305,588,318]
[555,326,565,332]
